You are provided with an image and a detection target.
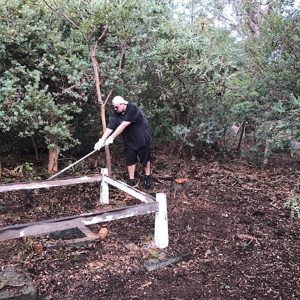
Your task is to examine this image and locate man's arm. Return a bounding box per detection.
[110,121,131,139]
[94,128,113,150]
[102,128,113,140]
[97,121,130,149]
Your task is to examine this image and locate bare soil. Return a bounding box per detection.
[0,152,300,299]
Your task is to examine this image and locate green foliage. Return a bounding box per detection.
[0,0,299,162]
[237,5,300,142]
[284,194,300,218]
[141,16,243,154]
[13,162,34,176]
[204,1,300,161]
[0,0,90,153]
[145,102,174,142]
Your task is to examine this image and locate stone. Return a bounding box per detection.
[98,227,108,239]
[124,243,140,251]
[0,267,36,300]
[46,226,99,250]
[143,253,192,272]
[49,227,86,240]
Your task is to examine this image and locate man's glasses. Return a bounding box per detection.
[114,104,123,110]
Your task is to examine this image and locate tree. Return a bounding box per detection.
[211,0,300,160]
[43,0,170,173]
[0,0,89,173]
[140,4,243,155]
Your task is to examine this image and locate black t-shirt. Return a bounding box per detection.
[107,103,151,150]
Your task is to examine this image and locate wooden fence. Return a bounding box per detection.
[0,169,168,249]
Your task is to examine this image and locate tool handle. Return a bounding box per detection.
[47,149,98,181]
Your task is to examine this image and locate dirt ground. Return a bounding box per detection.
[0,151,300,299]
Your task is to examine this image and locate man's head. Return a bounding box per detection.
[112,96,128,113]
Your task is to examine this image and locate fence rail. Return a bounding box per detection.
[0,174,102,192]
[0,169,168,248]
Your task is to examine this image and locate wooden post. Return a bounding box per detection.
[100,168,109,204]
[155,193,168,249]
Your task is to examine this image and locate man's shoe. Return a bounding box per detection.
[144,175,152,189]
[128,179,138,187]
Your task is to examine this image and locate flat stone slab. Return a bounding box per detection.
[46,226,99,250]
[49,227,86,240]
[143,253,192,272]
[0,268,36,300]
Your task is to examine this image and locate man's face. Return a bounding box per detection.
[114,103,125,113]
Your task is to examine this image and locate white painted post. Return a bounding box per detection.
[155,193,169,248]
[100,168,109,204]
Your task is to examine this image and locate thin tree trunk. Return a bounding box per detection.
[263,139,272,166]
[47,114,60,175]
[236,121,246,152]
[48,146,60,175]
[88,29,112,175]
[31,136,39,160]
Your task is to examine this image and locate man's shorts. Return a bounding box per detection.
[124,144,151,166]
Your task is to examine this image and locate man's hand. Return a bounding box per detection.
[105,136,114,145]
[94,138,105,150]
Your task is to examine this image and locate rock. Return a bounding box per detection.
[98,227,108,239]
[143,253,192,272]
[49,227,86,240]
[0,267,36,300]
[124,243,140,251]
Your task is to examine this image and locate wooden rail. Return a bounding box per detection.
[0,174,102,192]
[0,169,168,248]
[0,202,159,242]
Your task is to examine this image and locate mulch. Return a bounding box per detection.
[0,152,299,299]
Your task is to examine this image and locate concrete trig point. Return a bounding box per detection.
[0,168,169,249]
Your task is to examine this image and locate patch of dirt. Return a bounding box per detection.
[0,152,300,299]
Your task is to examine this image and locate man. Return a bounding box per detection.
[94,96,152,189]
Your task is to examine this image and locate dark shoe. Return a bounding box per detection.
[128,179,138,187]
[144,175,152,189]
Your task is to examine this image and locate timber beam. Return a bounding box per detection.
[0,202,159,242]
[0,174,102,193]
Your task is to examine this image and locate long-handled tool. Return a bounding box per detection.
[24,148,101,204]
[48,149,98,180]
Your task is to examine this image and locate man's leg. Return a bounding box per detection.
[137,145,152,189]
[128,164,136,179]
[144,161,152,188]
[124,146,138,186]
[127,164,138,187]
[144,161,151,176]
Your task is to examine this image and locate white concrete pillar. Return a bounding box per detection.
[100,168,109,204]
[155,193,169,248]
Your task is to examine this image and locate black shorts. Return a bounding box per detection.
[124,144,151,166]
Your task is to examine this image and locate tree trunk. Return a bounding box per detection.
[246,1,271,38]
[236,121,246,152]
[48,146,60,175]
[31,136,39,160]
[263,139,272,166]
[88,30,112,175]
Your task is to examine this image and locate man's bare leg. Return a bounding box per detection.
[144,161,151,176]
[128,164,136,179]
